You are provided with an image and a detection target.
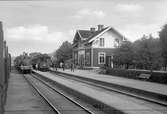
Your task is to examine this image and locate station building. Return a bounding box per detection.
[72,25,126,68]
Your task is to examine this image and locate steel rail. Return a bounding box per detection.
[23,74,61,114]
[30,73,95,114]
[51,71,167,107]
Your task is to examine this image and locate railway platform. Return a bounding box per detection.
[4,70,54,114]
[34,70,167,114]
[51,68,167,98]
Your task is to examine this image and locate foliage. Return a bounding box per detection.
[133,35,162,70]
[105,68,167,84]
[29,52,41,58]
[159,24,167,68]
[14,55,23,66]
[31,53,51,65]
[64,58,73,69]
[14,52,31,66]
[14,52,51,67]
[53,41,72,63]
[113,35,163,70]
[113,41,134,69]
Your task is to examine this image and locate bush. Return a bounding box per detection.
[150,72,167,83]
[64,59,73,69]
[103,67,167,84]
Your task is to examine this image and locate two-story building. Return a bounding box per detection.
[72,25,126,68]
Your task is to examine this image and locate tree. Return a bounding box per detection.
[113,41,134,69]
[133,35,162,71]
[30,53,51,69]
[14,52,51,69]
[29,52,41,58]
[159,24,167,70]
[53,41,72,62]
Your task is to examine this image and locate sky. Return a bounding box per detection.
[0,0,167,56]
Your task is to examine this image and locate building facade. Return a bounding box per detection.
[72,25,126,68]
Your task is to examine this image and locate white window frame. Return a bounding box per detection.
[98,52,106,64]
[99,38,104,47]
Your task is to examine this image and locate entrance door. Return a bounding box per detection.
[80,55,84,67]
[106,56,113,68]
[79,55,84,67]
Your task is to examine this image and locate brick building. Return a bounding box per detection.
[72,25,126,68]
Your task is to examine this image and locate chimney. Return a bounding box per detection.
[90,27,96,32]
[98,24,104,31]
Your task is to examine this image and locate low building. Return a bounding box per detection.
[72,25,126,68]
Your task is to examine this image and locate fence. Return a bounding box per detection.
[0,22,11,114]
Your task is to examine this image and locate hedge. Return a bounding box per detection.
[103,67,167,84]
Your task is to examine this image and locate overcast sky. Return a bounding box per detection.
[0,0,167,56]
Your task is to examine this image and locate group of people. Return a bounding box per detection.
[54,62,75,72]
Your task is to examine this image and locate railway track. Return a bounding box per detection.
[50,71,167,107]
[24,73,97,114]
[31,70,167,114]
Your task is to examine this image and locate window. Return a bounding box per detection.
[98,52,105,64]
[99,38,104,47]
[114,39,119,47]
[85,52,90,65]
[74,53,78,64]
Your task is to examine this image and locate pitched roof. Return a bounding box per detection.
[77,30,93,39]
[87,27,108,41]
[74,26,126,45]
[77,27,108,40]
[88,27,128,43]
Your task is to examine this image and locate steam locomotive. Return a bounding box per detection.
[14,54,32,74]
[15,53,51,73]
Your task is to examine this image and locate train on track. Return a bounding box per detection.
[14,54,32,74]
[20,65,32,74]
[14,53,51,73]
[37,62,50,72]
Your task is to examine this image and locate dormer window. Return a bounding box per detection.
[100,38,104,47]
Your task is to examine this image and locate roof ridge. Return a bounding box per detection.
[87,27,109,39]
[77,30,83,39]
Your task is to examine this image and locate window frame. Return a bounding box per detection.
[85,51,90,65]
[98,52,106,64]
[99,38,104,47]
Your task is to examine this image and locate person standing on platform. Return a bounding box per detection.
[71,63,74,72]
[62,62,65,71]
[55,64,57,71]
[35,64,38,70]
[60,62,63,69]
